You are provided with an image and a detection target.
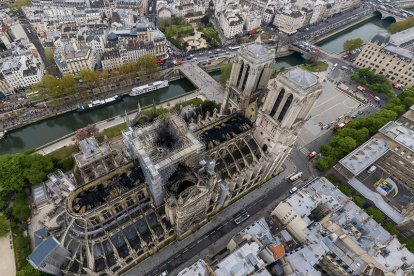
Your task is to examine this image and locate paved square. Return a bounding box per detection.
[298,80,363,146]
[0,231,16,276]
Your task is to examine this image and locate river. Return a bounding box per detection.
[0,79,195,154]
[317,16,393,54]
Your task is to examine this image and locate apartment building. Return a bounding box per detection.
[354,28,414,88]
[244,10,262,32]
[54,42,98,74]
[219,2,244,39]
[0,55,44,92]
[272,177,414,276]
[273,9,308,34]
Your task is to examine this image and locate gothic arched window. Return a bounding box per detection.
[269,88,285,117]
[278,94,293,122]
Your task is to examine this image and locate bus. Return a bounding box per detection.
[287,172,303,182]
[229,46,240,51]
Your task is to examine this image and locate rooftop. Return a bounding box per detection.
[379,121,414,153]
[177,259,210,276]
[214,241,270,276]
[286,67,318,89]
[278,177,414,275]
[339,138,389,176]
[198,114,252,150]
[28,236,60,268]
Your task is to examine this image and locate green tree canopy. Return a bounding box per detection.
[79,69,100,88]
[388,16,414,34]
[0,153,54,191]
[219,64,232,87]
[343,38,364,53]
[0,215,10,237]
[11,193,31,223]
[137,55,158,77]
[366,207,385,224]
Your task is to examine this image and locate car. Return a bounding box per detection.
[307,151,317,159]
[351,115,357,119]
[289,187,298,194]
[160,271,168,276]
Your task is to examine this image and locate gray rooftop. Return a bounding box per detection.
[28,236,59,268]
[339,138,389,175]
[246,43,269,56]
[389,26,414,48]
[379,121,414,153]
[286,67,318,89]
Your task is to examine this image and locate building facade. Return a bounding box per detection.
[354,28,414,88]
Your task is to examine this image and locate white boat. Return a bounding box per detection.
[129,80,169,96]
[77,95,121,112]
[0,130,6,140]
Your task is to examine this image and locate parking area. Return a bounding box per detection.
[356,166,414,212]
[298,80,363,146]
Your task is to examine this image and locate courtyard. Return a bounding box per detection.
[298,79,363,146]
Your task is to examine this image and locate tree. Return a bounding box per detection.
[0,215,10,237]
[118,62,137,75]
[343,38,363,53]
[352,195,365,208]
[11,193,31,223]
[75,124,99,142]
[0,153,54,191]
[21,154,54,185]
[219,64,232,87]
[0,154,25,191]
[388,16,414,34]
[366,207,385,224]
[16,264,43,276]
[60,74,78,97]
[137,55,158,77]
[79,69,100,89]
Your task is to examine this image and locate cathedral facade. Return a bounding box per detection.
[35,42,322,275]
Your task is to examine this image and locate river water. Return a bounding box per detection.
[317,16,393,54]
[1,15,395,154]
[0,79,195,154]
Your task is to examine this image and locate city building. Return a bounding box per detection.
[28,236,71,275]
[244,10,262,32]
[218,1,244,39]
[54,41,98,74]
[354,27,414,88]
[0,54,45,91]
[273,8,308,35]
[272,177,414,276]
[178,217,285,276]
[31,41,321,275]
[335,105,414,235]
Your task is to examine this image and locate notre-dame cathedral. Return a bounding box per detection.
[32,41,322,275]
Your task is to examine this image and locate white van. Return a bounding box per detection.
[367,165,377,174]
[289,187,298,194]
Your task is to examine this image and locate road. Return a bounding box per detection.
[123,159,301,276]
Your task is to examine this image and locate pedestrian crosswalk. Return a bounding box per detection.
[299,146,309,156]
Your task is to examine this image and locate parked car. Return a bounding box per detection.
[307,151,317,159]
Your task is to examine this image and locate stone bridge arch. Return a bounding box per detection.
[373,10,397,23]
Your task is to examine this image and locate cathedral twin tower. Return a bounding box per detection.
[222,42,322,178]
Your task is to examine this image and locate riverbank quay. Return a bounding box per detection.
[35,91,203,155]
